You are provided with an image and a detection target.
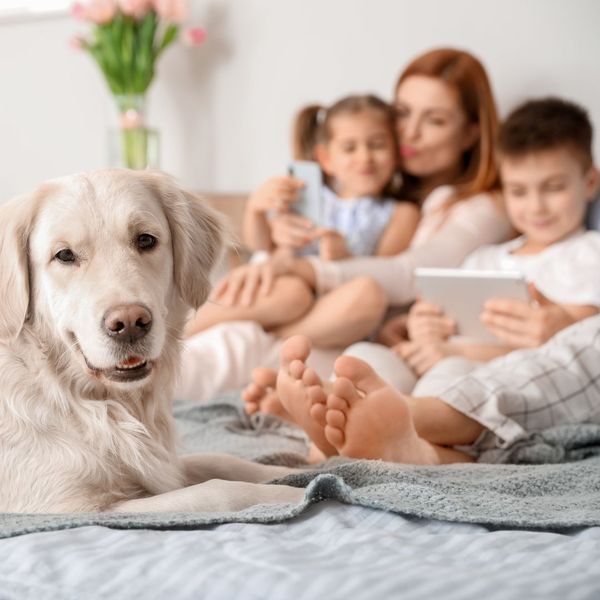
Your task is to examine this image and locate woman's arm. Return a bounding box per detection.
[376,202,421,256]
[307,193,512,305]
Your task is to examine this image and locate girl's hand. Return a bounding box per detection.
[377,314,409,347]
[481,283,575,348]
[393,340,453,376]
[247,176,304,214]
[407,299,456,342]
[318,230,350,261]
[270,213,319,250]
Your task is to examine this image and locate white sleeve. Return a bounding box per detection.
[308,194,511,306]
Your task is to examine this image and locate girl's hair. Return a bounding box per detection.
[395,48,500,203]
[291,94,402,198]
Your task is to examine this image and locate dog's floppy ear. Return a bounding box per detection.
[0,191,41,343]
[143,172,227,309]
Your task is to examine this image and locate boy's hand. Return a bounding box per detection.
[318,230,350,261]
[248,176,304,214]
[481,283,575,348]
[377,314,409,347]
[394,340,453,376]
[407,299,456,342]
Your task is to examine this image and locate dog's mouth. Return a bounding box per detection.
[102,356,153,382]
[70,334,154,383]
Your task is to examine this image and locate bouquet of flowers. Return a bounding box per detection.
[71,0,206,168]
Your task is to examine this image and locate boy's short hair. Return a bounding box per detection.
[497,97,593,171]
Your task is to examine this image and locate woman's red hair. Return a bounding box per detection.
[396,48,500,202]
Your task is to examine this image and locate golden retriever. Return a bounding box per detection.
[0,169,302,512]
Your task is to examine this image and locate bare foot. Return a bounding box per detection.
[276,336,337,457]
[242,367,294,422]
[324,355,438,464]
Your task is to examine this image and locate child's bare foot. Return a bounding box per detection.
[324,355,438,464]
[242,367,294,421]
[276,336,337,457]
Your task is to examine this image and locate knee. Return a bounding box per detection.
[273,275,314,317]
[344,277,387,322]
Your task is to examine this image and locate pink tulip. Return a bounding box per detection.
[152,0,188,22]
[118,0,152,18]
[86,0,117,24]
[70,2,87,20]
[182,27,207,46]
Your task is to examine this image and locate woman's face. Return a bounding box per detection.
[395,75,477,180]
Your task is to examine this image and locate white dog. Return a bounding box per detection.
[0,170,303,512]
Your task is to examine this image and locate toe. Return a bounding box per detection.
[324,423,345,448]
[251,367,277,389]
[331,376,361,407]
[325,407,346,430]
[310,402,327,425]
[242,382,262,403]
[302,367,321,387]
[289,359,306,380]
[281,335,311,369]
[244,401,258,415]
[334,355,388,395]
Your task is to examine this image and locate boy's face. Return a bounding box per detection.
[500,147,599,249]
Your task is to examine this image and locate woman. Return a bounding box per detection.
[177,48,513,404]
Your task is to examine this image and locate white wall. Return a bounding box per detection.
[0,0,599,201]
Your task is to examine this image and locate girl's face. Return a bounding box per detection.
[395,75,478,180]
[317,110,397,198]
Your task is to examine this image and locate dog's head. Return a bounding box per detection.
[0,169,224,389]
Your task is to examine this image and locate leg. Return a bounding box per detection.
[324,355,481,463]
[111,479,304,513]
[176,321,284,402]
[273,277,387,348]
[343,341,417,392]
[180,452,298,485]
[275,336,338,457]
[412,356,478,398]
[185,276,314,337]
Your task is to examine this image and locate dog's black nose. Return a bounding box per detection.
[103,304,152,343]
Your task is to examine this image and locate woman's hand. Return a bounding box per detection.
[407,299,456,342]
[210,252,294,307]
[393,340,453,376]
[481,284,575,348]
[270,212,320,250]
[247,176,304,214]
[376,314,409,347]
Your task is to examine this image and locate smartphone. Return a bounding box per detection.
[288,160,323,224]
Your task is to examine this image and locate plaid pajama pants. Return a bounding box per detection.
[438,314,600,452]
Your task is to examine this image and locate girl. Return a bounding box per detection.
[185,94,420,340]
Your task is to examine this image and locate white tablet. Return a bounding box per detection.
[414,268,530,342]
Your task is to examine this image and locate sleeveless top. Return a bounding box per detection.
[300,186,396,256]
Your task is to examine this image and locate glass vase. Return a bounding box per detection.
[108,94,159,170]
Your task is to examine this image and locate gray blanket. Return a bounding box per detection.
[1,394,600,539]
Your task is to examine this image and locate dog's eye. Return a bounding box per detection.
[137,234,157,251]
[55,248,77,264]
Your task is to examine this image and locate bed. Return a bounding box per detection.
[0,394,599,600]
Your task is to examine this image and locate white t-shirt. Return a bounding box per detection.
[461,229,600,306]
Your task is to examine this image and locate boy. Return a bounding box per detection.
[269,97,600,463]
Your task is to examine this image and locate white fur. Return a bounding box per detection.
[0,170,301,513]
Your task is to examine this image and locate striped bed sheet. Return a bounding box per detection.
[1,502,599,600]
